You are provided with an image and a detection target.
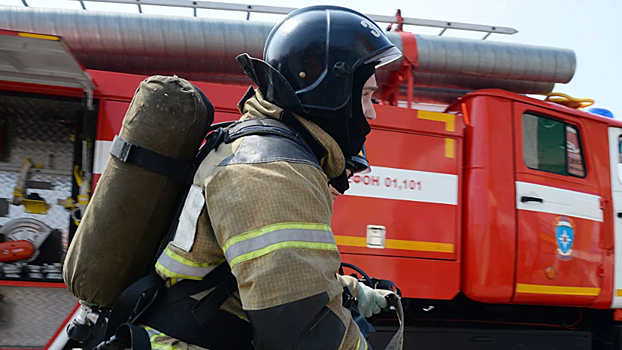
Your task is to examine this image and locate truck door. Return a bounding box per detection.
[513,103,604,306]
[609,127,622,308]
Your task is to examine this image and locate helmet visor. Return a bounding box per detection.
[364,46,403,68]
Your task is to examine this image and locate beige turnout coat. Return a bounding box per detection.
[150,89,367,350]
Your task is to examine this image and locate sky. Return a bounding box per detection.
[0,0,620,118]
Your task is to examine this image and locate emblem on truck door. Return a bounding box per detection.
[555,216,575,261]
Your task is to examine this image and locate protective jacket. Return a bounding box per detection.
[151,88,369,350]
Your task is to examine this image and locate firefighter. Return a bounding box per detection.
[148,5,402,350]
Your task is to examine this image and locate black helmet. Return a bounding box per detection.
[237,5,401,161]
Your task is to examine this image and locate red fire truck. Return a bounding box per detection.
[0,1,620,350]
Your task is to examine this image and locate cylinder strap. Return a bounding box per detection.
[109,136,196,184]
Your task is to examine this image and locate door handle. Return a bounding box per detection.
[618,212,622,218]
[521,196,543,203]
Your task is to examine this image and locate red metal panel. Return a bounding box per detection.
[333,198,456,260]
[332,106,463,299]
[512,102,605,307]
[460,95,517,304]
[341,253,460,300]
[594,248,615,309]
[92,100,129,192]
[514,211,602,306]
[0,80,84,98]
[332,128,459,261]
[590,123,615,309]
[92,173,101,190]
[364,128,457,173]
[97,100,128,141]
[369,104,463,138]
[0,281,66,288]
[0,30,20,37]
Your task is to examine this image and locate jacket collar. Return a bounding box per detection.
[238,88,345,179]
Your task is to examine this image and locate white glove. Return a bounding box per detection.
[357,282,388,318]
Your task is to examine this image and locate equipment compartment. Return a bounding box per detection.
[0,92,97,282]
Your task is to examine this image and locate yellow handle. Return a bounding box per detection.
[545,92,594,109]
[74,165,83,187]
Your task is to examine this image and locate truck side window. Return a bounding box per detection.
[522,112,585,177]
[618,136,622,184]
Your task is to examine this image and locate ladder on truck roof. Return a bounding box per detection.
[18,0,518,40]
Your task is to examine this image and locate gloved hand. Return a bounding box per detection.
[356,282,388,318]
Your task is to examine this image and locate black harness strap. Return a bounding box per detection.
[225,118,301,144]
[190,270,238,325]
[141,263,234,324]
[95,324,150,350]
[118,324,151,350]
[104,273,163,339]
[101,265,242,350]
[135,264,252,350]
[109,136,196,184]
[140,294,254,350]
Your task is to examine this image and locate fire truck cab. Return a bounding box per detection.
[346,90,622,349]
